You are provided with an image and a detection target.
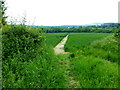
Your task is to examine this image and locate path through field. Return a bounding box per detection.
[54,35,80,88]
[57,54,80,88]
[54,35,69,54]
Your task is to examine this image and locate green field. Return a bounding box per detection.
[45,33,67,47]
[64,33,112,52]
[45,33,118,88]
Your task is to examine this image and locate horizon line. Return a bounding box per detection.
[26,22,118,26]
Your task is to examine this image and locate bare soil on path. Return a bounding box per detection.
[54,35,69,54]
[54,35,80,87]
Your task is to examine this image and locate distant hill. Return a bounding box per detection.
[27,23,119,28]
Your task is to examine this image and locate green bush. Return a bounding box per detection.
[91,35,118,53]
[2,25,66,88]
[2,46,66,88]
[2,25,44,61]
[80,35,118,63]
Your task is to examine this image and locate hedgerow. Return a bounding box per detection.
[2,25,44,61]
[2,25,66,88]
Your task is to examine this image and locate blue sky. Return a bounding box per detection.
[6,0,119,26]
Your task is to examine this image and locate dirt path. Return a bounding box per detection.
[54,35,80,87]
[54,35,69,54]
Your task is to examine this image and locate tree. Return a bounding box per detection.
[0,0,7,27]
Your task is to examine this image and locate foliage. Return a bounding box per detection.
[114,27,120,38]
[2,25,67,88]
[63,33,118,88]
[0,0,7,26]
[82,35,118,62]
[3,46,66,88]
[2,25,44,61]
[35,23,120,33]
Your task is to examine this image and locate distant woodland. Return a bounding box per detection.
[30,23,120,33]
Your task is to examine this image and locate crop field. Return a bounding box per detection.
[64,33,112,52]
[45,33,118,88]
[45,33,67,47]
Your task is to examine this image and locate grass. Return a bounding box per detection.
[45,33,67,47]
[69,55,118,88]
[81,35,118,62]
[45,33,118,88]
[2,26,67,88]
[3,30,118,88]
[2,47,67,88]
[65,33,112,52]
[66,33,118,88]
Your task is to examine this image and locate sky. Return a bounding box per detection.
[6,0,120,26]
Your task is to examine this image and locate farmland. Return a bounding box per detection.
[1,1,119,88]
[45,33,67,47]
[45,33,118,88]
[64,33,112,52]
[2,27,119,88]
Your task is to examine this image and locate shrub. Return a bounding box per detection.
[2,46,66,88]
[2,25,44,61]
[81,35,118,62]
[2,25,66,88]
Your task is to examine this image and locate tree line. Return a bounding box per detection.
[35,23,120,33]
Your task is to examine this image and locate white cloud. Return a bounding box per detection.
[6,0,119,26]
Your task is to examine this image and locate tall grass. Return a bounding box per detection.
[80,35,118,63]
[2,25,67,88]
[68,34,118,88]
[70,55,118,88]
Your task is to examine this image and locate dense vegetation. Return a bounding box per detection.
[2,25,119,88]
[45,33,119,88]
[1,1,119,88]
[67,35,118,88]
[2,25,67,88]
